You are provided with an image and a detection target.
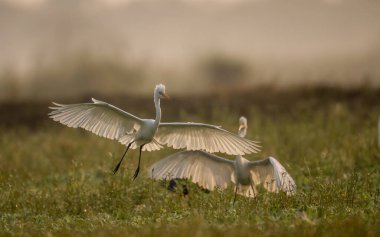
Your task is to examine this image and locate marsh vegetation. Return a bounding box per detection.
[0,87,379,236]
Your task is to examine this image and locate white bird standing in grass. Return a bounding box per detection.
[149,116,295,201]
[49,84,260,179]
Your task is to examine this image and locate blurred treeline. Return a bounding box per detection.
[0,50,379,102]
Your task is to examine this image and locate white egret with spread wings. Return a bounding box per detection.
[49,84,261,179]
[149,117,295,201]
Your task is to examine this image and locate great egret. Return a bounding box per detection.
[149,116,296,200]
[49,84,260,179]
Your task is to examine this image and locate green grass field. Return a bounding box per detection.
[1,87,380,236]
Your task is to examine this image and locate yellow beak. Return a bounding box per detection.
[162,92,170,99]
[239,125,245,130]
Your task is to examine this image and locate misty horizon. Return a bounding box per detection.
[0,0,379,99]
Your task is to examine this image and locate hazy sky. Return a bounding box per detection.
[0,0,379,87]
[0,0,351,8]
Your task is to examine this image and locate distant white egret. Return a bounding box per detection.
[49,84,260,179]
[149,116,296,200]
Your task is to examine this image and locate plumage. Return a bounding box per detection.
[149,117,296,198]
[248,157,295,195]
[49,98,142,140]
[49,84,261,179]
[155,123,260,154]
[151,150,235,190]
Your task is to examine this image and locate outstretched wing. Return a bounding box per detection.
[49,98,143,140]
[155,122,261,155]
[248,156,296,195]
[149,150,235,191]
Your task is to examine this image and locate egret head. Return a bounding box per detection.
[239,116,247,129]
[155,84,170,99]
[238,116,247,137]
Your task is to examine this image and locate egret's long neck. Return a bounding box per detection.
[236,126,247,161]
[154,94,161,127]
[238,127,247,138]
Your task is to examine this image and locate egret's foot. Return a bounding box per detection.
[132,167,140,180]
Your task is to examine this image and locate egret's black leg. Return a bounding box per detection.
[132,144,145,180]
[113,142,133,174]
[233,186,238,205]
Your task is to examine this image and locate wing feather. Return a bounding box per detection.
[149,150,235,191]
[248,156,296,195]
[155,122,260,155]
[142,140,163,152]
[49,98,143,140]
